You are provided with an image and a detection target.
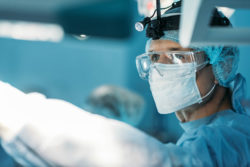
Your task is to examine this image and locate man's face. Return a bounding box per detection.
[149,40,216,120]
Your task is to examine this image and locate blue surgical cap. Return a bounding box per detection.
[145,10,239,88]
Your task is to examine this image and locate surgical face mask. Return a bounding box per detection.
[148,62,215,114]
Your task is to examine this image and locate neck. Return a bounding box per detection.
[176,86,232,122]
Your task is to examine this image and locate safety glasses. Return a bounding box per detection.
[136,50,208,80]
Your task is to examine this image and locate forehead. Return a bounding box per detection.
[149,40,192,52]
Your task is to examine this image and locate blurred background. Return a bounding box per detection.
[0,0,249,165]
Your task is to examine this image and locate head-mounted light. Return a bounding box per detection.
[135,0,182,40]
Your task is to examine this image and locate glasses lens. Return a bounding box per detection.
[136,51,207,80]
[193,51,208,70]
[147,52,194,64]
[136,54,151,79]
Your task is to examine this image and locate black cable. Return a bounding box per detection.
[149,5,173,19]
[150,9,157,19]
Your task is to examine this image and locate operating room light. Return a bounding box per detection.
[80,34,87,38]
[0,20,64,42]
[217,7,235,18]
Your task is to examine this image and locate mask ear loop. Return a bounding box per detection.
[199,84,216,104]
[194,53,216,103]
[196,60,216,103]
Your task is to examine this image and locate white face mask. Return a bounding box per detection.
[149,63,215,114]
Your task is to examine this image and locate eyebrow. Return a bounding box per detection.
[169,47,181,51]
[149,47,181,52]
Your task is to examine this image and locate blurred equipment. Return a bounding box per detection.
[85,85,145,126]
[137,0,173,17]
[0,20,63,42]
[179,0,250,47]
[0,0,132,39]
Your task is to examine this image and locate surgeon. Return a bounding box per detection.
[1,1,250,166]
[135,0,250,166]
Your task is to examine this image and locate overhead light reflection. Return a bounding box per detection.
[0,20,64,42]
[73,34,88,40]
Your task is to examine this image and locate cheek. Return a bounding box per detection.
[196,66,215,97]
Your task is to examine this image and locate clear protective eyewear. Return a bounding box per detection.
[136,50,209,80]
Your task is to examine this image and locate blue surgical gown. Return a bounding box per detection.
[165,74,250,166]
[171,110,250,166]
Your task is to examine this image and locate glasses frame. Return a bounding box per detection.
[136,50,209,80]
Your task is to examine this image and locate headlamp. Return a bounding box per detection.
[135,17,151,32]
[135,0,182,40]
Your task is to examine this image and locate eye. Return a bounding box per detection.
[150,54,160,62]
[175,54,185,60]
